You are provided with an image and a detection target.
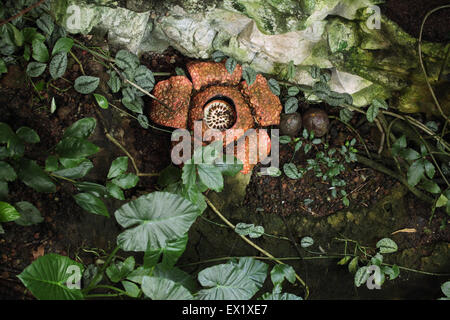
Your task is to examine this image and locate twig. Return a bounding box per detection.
[418,5,450,123]
[0,0,46,27]
[205,196,310,299]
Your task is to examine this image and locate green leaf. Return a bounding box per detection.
[279,136,291,144]
[0,201,21,222]
[242,66,257,86]
[8,23,23,47]
[17,254,84,300]
[74,76,100,94]
[407,160,425,187]
[115,192,200,252]
[18,159,56,193]
[376,238,398,253]
[105,182,124,200]
[137,114,149,129]
[310,65,320,79]
[0,58,6,74]
[32,39,49,62]
[115,50,139,70]
[111,173,139,190]
[0,161,16,181]
[44,155,58,172]
[36,14,54,36]
[261,292,302,300]
[50,97,57,113]
[337,256,351,265]
[75,182,107,198]
[300,236,314,248]
[26,61,46,77]
[270,264,296,287]
[107,156,129,179]
[372,98,388,110]
[73,193,109,217]
[134,65,155,94]
[141,276,193,300]
[52,37,73,55]
[399,148,421,161]
[283,163,302,179]
[268,78,280,96]
[212,51,226,62]
[366,104,378,123]
[348,257,358,273]
[436,194,448,208]
[158,165,181,188]
[49,52,67,79]
[382,265,400,280]
[354,266,369,287]
[196,262,262,300]
[197,164,224,192]
[425,121,438,132]
[93,93,109,109]
[56,137,99,159]
[122,95,144,114]
[232,258,268,288]
[265,167,282,177]
[339,108,353,123]
[144,234,189,268]
[107,71,121,93]
[52,159,93,179]
[14,201,43,226]
[181,163,197,187]
[288,86,299,97]
[287,60,295,80]
[152,263,197,292]
[120,280,140,297]
[424,160,435,179]
[63,118,96,139]
[420,178,441,194]
[225,57,237,74]
[16,127,40,144]
[235,223,264,238]
[441,281,450,297]
[284,97,298,114]
[106,256,135,283]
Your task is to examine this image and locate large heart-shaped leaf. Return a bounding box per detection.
[17,254,84,300]
[144,233,188,268]
[141,276,193,300]
[114,192,200,252]
[196,259,264,300]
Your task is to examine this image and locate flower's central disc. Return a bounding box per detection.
[203,99,235,130]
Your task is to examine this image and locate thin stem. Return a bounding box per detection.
[83,245,120,294]
[69,50,85,76]
[205,196,310,299]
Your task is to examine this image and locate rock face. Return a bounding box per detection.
[51,0,449,114]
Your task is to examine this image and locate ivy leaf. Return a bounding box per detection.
[242,66,257,86]
[49,52,67,79]
[225,57,237,74]
[32,39,49,63]
[73,193,109,217]
[310,65,320,79]
[284,97,298,114]
[366,104,378,123]
[288,86,299,97]
[268,78,280,96]
[111,173,139,190]
[52,37,74,55]
[376,238,398,253]
[407,160,425,187]
[107,71,121,93]
[134,65,155,95]
[300,236,314,248]
[63,118,97,139]
[372,98,388,110]
[339,108,353,123]
[137,114,149,129]
[212,51,226,62]
[26,62,46,77]
[36,14,54,36]
[107,157,129,179]
[287,60,295,80]
[74,76,100,94]
[115,50,139,70]
[283,163,302,179]
[354,266,369,287]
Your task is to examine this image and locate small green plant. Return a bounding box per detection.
[280,129,357,206]
[438,281,450,300]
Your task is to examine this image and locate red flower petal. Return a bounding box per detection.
[240,74,282,127]
[187,61,243,91]
[150,76,192,129]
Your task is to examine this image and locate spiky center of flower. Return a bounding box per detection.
[204,100,235,130]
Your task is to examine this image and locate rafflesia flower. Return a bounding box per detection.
[149,60,282,174]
